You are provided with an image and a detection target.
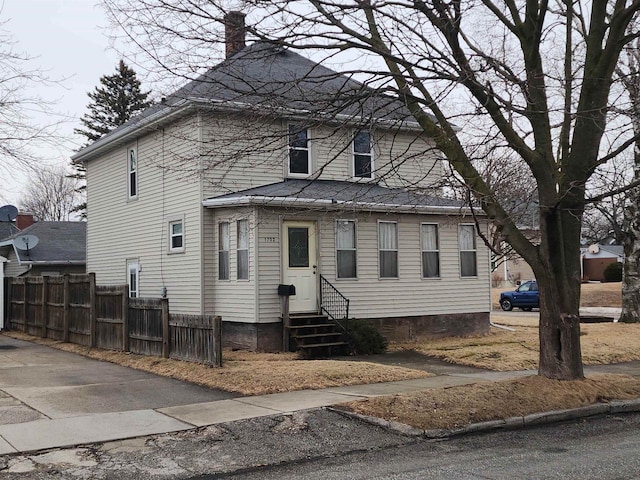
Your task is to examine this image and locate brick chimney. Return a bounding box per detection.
[225,11,246,58]
[16,213,35,230]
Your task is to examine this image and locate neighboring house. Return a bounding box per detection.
[0,220,86,277]
[581,244,623,282]
[72,13,491,351]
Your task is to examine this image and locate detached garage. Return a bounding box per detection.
[582,244,623,282]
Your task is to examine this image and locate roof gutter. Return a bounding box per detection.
[202,195,473,215]
[71,101,193,164]
[16,261,86,266]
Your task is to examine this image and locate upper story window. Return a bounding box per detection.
[353,131,373,178]
[336,220,357,279]
[237,219,249,280]
[128,145,138,198]
[421,223,440,278]
[288,124,310,176]
[378,221,398,278]
[168,219,184,253]
[218,222,230,280]
[459,224,478,277]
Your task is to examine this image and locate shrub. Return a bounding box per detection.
[345,320,388,355]
[603,261,623,283]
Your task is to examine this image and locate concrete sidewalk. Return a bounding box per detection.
[0,368,533,455]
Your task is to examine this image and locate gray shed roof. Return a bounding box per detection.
[73,42,424,163]
[202,179,467,214]
[2,222,86,264]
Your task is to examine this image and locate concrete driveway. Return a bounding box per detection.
[0,335,236,420]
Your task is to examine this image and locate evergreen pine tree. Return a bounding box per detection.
[71,60,152,216]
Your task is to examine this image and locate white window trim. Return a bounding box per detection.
[168,216,185,254]
[218,221,230,281]
[421,223,441,279]
[236,219,249,281]
[287,123,311,178]
[352,130,374,180]
[127,260,139,298]
[378,220,399,279]
[459,223,478,278]
[335,219,357,280]
[127,144,138,200]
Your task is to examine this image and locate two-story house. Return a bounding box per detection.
[72,13,491,351]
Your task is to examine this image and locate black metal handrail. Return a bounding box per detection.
[319,275,350,332]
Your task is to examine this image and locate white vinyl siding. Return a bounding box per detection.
[86,115,203,313]
[336,219,356,279]
[421,223,440,278]
[315,212,491,321]
[378,221,398,278]
[459,224,478,277]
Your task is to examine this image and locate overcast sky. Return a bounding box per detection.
[1,0,124,206]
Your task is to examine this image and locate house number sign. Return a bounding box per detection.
[262,237,277,243]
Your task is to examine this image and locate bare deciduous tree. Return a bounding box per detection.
[101,1,640,380]
[19,167,79,221]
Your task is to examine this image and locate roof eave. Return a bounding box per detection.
[71,101,193,163]
[202,195,475,215]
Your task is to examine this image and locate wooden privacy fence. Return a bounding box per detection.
[4,274,222,367]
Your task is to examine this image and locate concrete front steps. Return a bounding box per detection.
[288,314,349,357]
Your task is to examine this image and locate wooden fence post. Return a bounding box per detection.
[22,278,27,333]
[122,285,129,352]
[41,276,48,338]
[63,274,70,342]
[89,273,96,347]
[214,315,222,367]
[161,298,169,359]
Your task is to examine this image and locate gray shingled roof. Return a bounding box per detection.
[203,179,465,212]
[74,42,422,162]
[5,222,86,264]
[0,222,18,241]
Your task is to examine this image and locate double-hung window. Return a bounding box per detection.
[218,222,230,280]
[168,219,184,253]
[336,220,356,279]
[378,221,398,278]
[128,146,138,198]
[353,131,373,178]
[288,124,310,176]
[237,219,249,280]
[421,224,440,278]
[459,224,478,277]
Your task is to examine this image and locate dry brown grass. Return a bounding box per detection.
[3,332,430,396]
[392,322,640,371]
[491,281,621,310]
[340,374,640,430]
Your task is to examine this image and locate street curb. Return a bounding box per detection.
[331,399,640,439]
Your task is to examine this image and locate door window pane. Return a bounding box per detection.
[288,227,309,267]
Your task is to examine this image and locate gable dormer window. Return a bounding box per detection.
[288,124,310,176]
[128,145,138,198]
[353,131,373,179]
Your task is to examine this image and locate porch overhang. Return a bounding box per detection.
[202,195,471,215]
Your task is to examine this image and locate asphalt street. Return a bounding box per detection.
[213,412,640,480]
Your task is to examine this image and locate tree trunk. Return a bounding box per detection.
[535,202,585,380]
[538,280,584,379]
[620,184,640,323]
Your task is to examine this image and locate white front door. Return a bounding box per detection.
[283,221,318,313]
